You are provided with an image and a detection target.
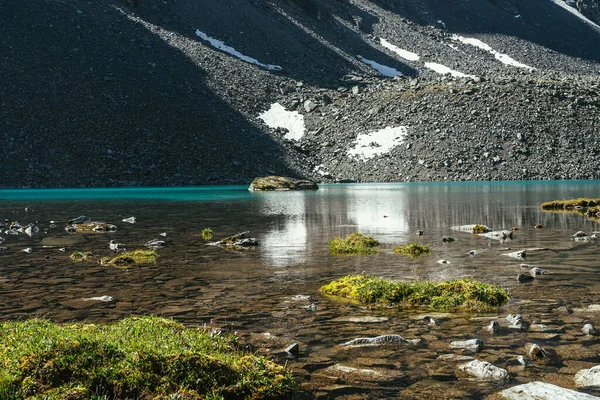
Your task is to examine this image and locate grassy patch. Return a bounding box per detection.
[328,232,379,255]
[321,275,509,311]
[0,316,296,399]
[69,251,94,262]
[394,243,431,258]
[201,228,213,240]
[100,249,158,267]
[542,198,600,210]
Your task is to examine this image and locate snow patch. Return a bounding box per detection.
[357,55,403,77]
[195,29,282,71]
[313,164,331,176]
[379,38,420,61]
[452,35,534,71]
[348,126,408,160]
[259,103,305,141]
[424,62,476,79]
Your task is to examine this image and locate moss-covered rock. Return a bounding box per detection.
[249,176,318,191]
[394,243,431,258]
[100,249,158,267]
[321,275,509,311]
[328,232,379,255]
[0,316,297,399]
[69,251,94,262]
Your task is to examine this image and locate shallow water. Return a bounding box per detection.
[1,181,600,398]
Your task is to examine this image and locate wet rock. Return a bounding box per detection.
[573,231,588,238]
[334,316,389,323]
[342,334,421,347]
[67,215,87,224]
[442,236,455,242]
[505,250,526,259]
[520,263,532,269]
[516,355,528,367]
[210,231,259,248]
[506,314,528,330]
[66,219,118,233]
[451,224,492,233]
[575,365,600,389]
[437,259,451,264]
[583,323,596,336]
[469,250,479,255]
[487,321,499,334]
[249,176,318,191]
[122,216,136,224]
[416,230,424,236]
[457,359,509,383]
[480,230,513,240]
[83,295,114,302]
[530,267,548,277]
[22,248,32,253]
[528,343,547,360]
[499,381,599,399]
[517,273,535,283]
[325,364,381,376]
[109,240,126,253]
[285,342,300,355]
[145,239,165,249]
[303,100,318,113]
[450,339,483,351]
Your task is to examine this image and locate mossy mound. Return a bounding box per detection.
[328,232,379,255]
[321,275,509,311]
[542,198,600,210]
[69,251,94,262]
[394,243,431,258]
[201,228,213,240]
[100,249,158,267]
[249,176,318,191]
[0,316,296,399]
[472,224,487,234]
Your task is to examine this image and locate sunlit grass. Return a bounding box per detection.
[328,232,379,255]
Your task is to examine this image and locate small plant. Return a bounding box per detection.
[100,249,158,267]
[328,232,379,255]
[472,224,486,234]
[394,243,431,258]
[69,250,94,262]
[321,275,509,311]
[201,228,213,240]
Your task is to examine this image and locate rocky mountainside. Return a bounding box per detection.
[1,0,599,187]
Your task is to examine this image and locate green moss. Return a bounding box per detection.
[472,224,486,234]
[394,243,431,258]
[100,249,158,267]
[201,228,213,240]
[328,232,379,255]
[0,316,296,399]
[69,251,94,262]
[541,198,600,210]
[321,275,509,311]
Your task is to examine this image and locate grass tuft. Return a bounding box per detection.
[201,228,213,240]
[100,249,158,267]
[394,243,431,258]
[328,232,379,255]
[321,275,509,311]
[0,316,296,399]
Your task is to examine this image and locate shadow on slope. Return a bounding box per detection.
[369,0,600,62]
[0,0,304,187]
[126,0,418,86]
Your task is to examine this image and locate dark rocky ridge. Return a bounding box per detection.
[1,0,599,187]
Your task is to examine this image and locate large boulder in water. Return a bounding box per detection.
[249,176,318,191]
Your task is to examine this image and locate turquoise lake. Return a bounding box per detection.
[1,180,600,398]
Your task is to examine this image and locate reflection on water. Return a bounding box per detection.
[2,181,600,398]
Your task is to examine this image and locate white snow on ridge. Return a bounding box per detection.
[452,35,534,71]
[348,126,408,160]
[195,29,282,71]
[357,55,403,77]
[424,62,476,79]
[259,103,305,141]
[379,38,420,61]
[549,0,600,31]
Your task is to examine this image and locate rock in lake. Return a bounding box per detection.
[499,381,600,399]
[575,365,600,389]
[450,339,483,351]
[342,334,421,347]
[457,359,509,383]
[248,176,318,191]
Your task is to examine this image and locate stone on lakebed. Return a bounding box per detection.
[249,176,318,191]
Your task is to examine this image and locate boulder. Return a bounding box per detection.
[342,334,421,346]
[499,381,600,399]
[575,365,600,389]
[248,176,319,191]
[450,339,483,351]
[457,359,509,383]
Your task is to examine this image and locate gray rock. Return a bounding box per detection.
[575,366,600,389]
[517,273,535,283]
[516,355,528,366]
[583,323,596,336]
[499,381,600,399]
[487,321,500,334]
[529,343,547,360]
[573,231,588,238]
[285,343,299,355]
[530,267,548,277]
[450,339,483,351]
[303,100,318,113]
[342,334,421,346]
[458,359,509,383]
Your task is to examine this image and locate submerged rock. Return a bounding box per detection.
[248,176,318,191]
[209,231,259,248]
[479,230,513,240]
[451,224,492,233]
[499,381,599,399]
[342,334,420,346]
[450,339,483,351]
[457,359,509,383]
[66,218,118,233]
[583,323,596,336]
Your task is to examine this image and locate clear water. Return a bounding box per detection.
[1,181,600,398]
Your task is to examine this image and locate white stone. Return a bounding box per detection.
[575,365,600,388]
[500,381,599,399]
[458,359,509,382]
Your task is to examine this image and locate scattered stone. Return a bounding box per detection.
[583,323,596,336]
[325,364,381,376]
[249,176,318,191]
[145,239,165,249]
[335,316,389,323]
[535,224,543,229]
[457,359,509,383]
[450,339,483,351]
[528,343,547,360]
[520,263,532,269]
[442,236,455,242]
[285,343,300,355]
[342,334,421,347]
[416,230,424,236]
[530,267,548,277]
[437,259,451,264]
[469,250,479,255]
[516,355,528,367]
[109,240,126,253]
[499,381,599,399]
[505,250,526,259]
[22,248,32,253]
[575,365,600,389]
[487,321,499,334]
[209,231,259,248]
[122,216,136,224]
[66,220,118,233]
[573,231,588,238]
[84,295,114,302]
[517,273,535,283]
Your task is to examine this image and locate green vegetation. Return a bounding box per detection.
[541,198,600,210]
[321,275,509,311]
[472,224,486,234]
[100,249,158,267]
[0,316,296,399]
[394,243,431,258]
[328,232,380,255]
[201,228,213,240]
[69,251,94,262]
